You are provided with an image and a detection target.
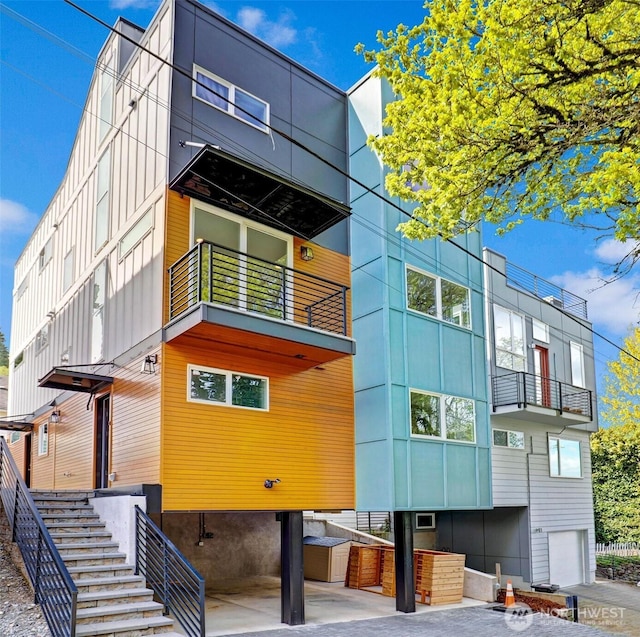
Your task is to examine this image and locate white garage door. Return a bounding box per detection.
[548,530,585,587]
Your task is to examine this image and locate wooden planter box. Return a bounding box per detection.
[345,545,383,589]
[414,549,465,605]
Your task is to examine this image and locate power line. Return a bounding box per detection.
[13,0,638,365]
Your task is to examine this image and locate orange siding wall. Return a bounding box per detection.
[165,189,190,324]
[6,434,27,480]
[161,339,355,512]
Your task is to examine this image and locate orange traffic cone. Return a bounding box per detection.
[504,579,516,607]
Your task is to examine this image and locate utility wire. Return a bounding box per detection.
[18,0,638,364]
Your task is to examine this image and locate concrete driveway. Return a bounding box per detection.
[561,579,640,637]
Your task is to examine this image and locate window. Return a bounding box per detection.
[494,305,526,371]
[570,342,585,388]
[63,248,74,292]
[95,148,111,251]
[549,437,581,478]
[10,432,20,444]
[532,318,549,343]
[38,423,49,456]
[119,209,153,259]
[35,325,49,354]
[493,429,525,449]
[410,389,475,442]
[14,351,24,368]
[406,266,471,329]
[193,65,269,132]
[415,513,435,530]
[188,365,268,410]
[16,274,28,299]
[91,261,107,363]
[39,238,53,270]
[99,55,114,141]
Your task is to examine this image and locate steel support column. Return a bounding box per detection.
[394,510,415,613]
[279,510,305,625]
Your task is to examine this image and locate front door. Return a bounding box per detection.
[95,394,110,489]
[24,433,32,487]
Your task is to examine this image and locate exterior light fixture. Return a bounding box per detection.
[264,478,281,489]
[300,246,314,261]
[141,354,158,375]
[50,410,61,424]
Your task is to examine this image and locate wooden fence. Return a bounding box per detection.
[595,542,640,557]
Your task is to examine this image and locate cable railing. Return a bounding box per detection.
[492,372,592,418]
[135,505,205,637]
[168,240,348,336]
[0,438,77,637]
[505,261,588,320]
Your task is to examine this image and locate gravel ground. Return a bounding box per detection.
[0,537,51,637]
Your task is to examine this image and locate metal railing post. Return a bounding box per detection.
[34,530,43,603]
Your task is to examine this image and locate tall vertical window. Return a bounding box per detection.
[493,305,526,371]
[570,342,585,388]
[63,248,75,292]
[91,261,107,363]
[38,423,49,456]
[39,238,53,270]
[99,55,114,141]
[549,437,581,478]
[95,148,111,251]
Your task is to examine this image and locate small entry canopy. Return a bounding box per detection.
[0,418,33,432]
[169,146,350,239]
[38,368,113,394]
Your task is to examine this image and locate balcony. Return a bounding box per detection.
[165,241,355,365]
[492,372,593,426]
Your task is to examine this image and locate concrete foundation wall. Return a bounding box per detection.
[90,495,147,564]
[161,512,281,586]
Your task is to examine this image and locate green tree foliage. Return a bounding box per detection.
[357,0,640,269]
[0,329,8,368]
[591,328,640,542]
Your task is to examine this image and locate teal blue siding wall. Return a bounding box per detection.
[349,75,491,512]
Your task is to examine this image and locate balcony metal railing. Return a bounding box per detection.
[492,372,592,419]
[168,241,348,336]
[0,438,78,637]
[135,505,205,637]
[505,261,588,320]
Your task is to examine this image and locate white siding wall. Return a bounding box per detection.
[9,5,173,416]
[491,418,595,585]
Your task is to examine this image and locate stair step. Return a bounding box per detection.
[57,541,121,555]
[74,575,146,593]
[68,564,136,580]
[75,615,174,636]
[51,531,113,542]
[37,505,96,514]
[76,600,164,624]
[45,521,106,532]
[77,587,154,608]
[62,552,126,568]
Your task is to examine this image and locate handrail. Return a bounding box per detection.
[168,240,349,336]
[492,372,592,419]
[134,505,205,637]
[0,438,78,637]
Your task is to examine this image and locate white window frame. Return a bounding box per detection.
[492,428,525,450]
[493,304,526,371]
[118,209,153,260]
[91,261,107,364]
[35,325,49,354]
[63,248,75,292]
[548,437,582,478]
[570,341,585,388]
[95,148,111,252]
[10,431,20,444]
[409,388,476,443]
[532,318,549,343]
[38,423,49,456]
[187,364,269,411]
[193,65,269,132]
[39,238,53,271]
[16,274,28,300]
[405,265,471,329]
[415,512,436,530]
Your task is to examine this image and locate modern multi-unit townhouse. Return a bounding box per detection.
[1,0,598,630]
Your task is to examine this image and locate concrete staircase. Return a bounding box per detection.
[32,490,184,637]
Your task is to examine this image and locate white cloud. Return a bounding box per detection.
[0,199,39,235]
[593,238,637,265]
[109,0,159,9]
[551,268,640,336]
[237,7,297,49]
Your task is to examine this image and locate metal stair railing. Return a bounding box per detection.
[0,437,78,637]
[135,505,205,637]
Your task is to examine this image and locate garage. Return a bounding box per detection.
[548,530,586,586]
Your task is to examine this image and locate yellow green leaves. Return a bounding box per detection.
[358,0,640,243]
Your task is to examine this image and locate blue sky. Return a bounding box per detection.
[0,0,638,386]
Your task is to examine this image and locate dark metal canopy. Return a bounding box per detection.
[169,146,350,239]
[0,418,33,432]
[38,368,113,393]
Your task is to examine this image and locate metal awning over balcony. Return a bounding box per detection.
[165,240,355,365]
[169,146,350,240]
[492,372,593,426]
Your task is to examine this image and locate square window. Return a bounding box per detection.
[195,72,230,110]
[410,391,441,437]
[190,369,226,403]
[441,280,470,328]
[549,437,581,477]
[406,268,437,318]
[444,396,475,442]
[234,89,268,130]
[532,318,549,343]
